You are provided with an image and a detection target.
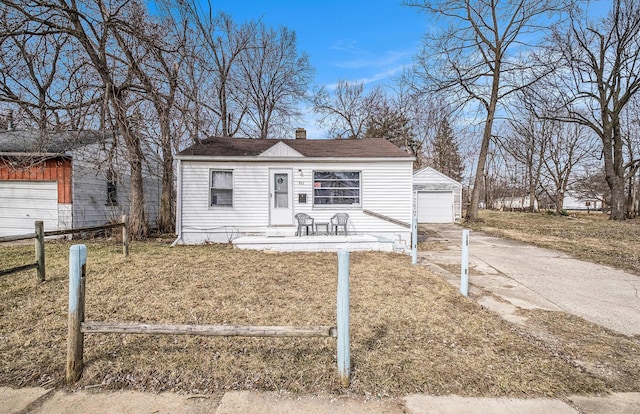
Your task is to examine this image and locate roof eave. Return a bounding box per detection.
[0,151,67,157]
[176,155,415,162]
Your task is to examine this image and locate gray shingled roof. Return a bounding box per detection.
[0,130,105,154]
[178,137,413,158]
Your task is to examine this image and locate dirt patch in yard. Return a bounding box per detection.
[0,240,611,397]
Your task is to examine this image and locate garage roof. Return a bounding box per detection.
[0,130,106,154]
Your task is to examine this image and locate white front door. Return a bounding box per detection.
[269,169,293,226]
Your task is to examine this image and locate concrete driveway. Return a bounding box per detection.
[419,224,640,337]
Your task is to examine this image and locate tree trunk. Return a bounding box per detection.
[604,119,626,220]
[159,115,174,233]
[467,67,501,221]
[113,95,148,238]
[609,175,626,220]
[127,152,148,237]
[160,145,174,233]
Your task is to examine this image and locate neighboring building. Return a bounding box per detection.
[174,133,415,246]
[412,167,462,223]
[0,129,161,237]
[492,196,539,211]
[562,192,603,211]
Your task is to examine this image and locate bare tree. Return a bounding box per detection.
[0,6,100,132]
[239,24,313,138]
[406,0,570,221]
[392,76,461,170]
[312,80,384,139]
[542,122,597,213]
[176,5,254,137]
[109,3,183,233]
[499,100,550,212]
[3,0,154,236]
[548,0,640,220]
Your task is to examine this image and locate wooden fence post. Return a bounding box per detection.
[122,215,129,257]
[66,244,87,384]
[337,249,350,388]
[460,230,469,297]
[35,221,45,282]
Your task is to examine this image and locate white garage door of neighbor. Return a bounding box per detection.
[417,191,454,223]
[0,181,59,237]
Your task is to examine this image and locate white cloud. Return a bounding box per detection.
[334,50,409,70]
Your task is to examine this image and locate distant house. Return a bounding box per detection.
[562,192,603,211]
[174,132,415,247]
[0,129,161,237]
[413,167,462,223]
[492,196,538,211]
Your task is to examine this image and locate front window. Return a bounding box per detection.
[210,170,233,206]
[313,171,360,206]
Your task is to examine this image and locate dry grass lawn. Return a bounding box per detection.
[0,238,619,397]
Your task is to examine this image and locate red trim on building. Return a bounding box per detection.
[0,157,72,203]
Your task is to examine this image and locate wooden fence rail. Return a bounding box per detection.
[82,322,337,338]
[66,245,351,388]
[0,216,128,281]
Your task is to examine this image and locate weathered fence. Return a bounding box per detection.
[0,216,129,281]
[66,245,351,387]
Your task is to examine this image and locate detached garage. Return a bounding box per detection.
[413,167,462,223]
[0,129,161,237]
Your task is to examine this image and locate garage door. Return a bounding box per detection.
[0,181,58,237]
[417,191,454,223]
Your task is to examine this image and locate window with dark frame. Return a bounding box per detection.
[210,170,233,206]
[106,169,117,206]
[313,171,360,206]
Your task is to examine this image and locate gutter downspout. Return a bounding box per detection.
[171,159,182,247]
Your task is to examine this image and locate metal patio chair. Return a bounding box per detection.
[295,213,315,236]
[330,213,349,236]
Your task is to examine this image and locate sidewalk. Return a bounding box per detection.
[4,387,640,414]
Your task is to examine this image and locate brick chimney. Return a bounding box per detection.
[295,127,306,140]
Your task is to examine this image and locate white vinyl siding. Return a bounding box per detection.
[413,167,462,221]
[180,162,269,241]
[179,159,413,243]
[0,181,58,237]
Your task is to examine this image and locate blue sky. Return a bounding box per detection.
[210,1,428,89]
[206,0,611,138]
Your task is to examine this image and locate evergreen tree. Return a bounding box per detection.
[363,101,420,161]
[429,117,463,181]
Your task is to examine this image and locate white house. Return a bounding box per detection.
[0,129,161,237]
[492,196,539,211]
[173,133,415,248]
[412,167,462,223]
[563,192,603,211]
